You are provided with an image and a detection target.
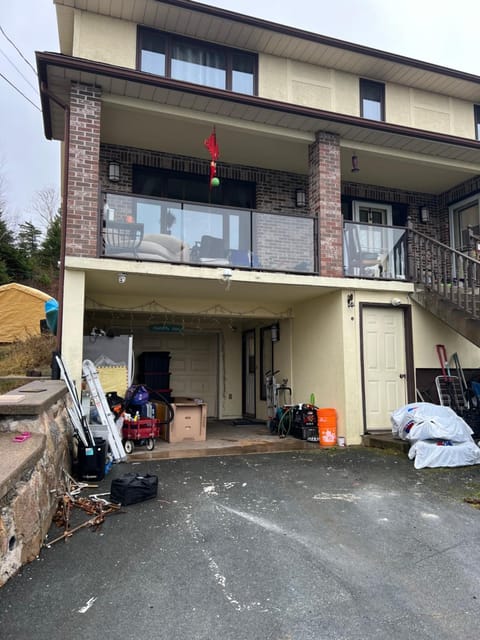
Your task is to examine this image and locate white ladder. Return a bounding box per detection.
[82,359,126,462]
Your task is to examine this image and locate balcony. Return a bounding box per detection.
[101,193,317,274]
[343,221,407,280]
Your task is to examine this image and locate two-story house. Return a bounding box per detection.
[37,0,480,446]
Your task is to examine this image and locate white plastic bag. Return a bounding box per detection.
[391,402,421,438]
[391,402,472,442]
[408,439,480,469]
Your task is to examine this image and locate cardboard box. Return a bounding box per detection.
[168,401,207,443]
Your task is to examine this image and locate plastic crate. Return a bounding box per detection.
[291,425,319,442]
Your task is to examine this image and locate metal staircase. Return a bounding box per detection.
[409,227,480,347]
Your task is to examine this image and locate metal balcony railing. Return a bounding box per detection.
[101,193,317,274]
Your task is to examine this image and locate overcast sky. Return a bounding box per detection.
[1,0,479,227]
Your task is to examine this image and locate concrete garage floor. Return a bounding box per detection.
[128,419,320,461]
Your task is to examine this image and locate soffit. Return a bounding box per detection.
[99,103,477,194]
[53,0,480,102]
[39,54,480,176]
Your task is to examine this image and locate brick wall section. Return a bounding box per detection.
[66,83,102,257]
[100,144,308,215]
[343,181,439,233]
[309,132,342,277]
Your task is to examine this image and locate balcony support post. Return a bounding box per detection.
[308,132,343,277]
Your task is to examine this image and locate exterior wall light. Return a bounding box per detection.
[108,162,120,182]
[295,188,306,207]
[271,323,280,342]
[420,206,430,223]
[117,272,127,284]
[351,154,360,173]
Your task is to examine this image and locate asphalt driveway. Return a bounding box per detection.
[1,447,480,640]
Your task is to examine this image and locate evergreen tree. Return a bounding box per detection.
[39,214,61,268]
[0,211,30,282]
[17,221,42,257]
[37,214,61,296]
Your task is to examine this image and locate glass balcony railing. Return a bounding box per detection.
[343,221,407,280]
[101,193,317,274]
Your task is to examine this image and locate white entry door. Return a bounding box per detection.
[362,306,407,431]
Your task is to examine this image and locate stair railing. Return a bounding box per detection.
[408,224,480,319]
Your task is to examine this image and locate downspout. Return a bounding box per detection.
[40,82,70,377]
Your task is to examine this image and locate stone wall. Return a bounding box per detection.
[0,381,72,587]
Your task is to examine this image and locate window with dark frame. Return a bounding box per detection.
[475,105,480,141]
[132,166,256,209]
[138,27,257,95]
[360,79,385,121]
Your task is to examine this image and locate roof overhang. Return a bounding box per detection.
[53,1,480,102]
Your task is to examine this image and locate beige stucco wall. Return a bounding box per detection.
[259,54,475,138]
[72,11,137,68]
[412,304,480,368]
[386,85,475,138]
[259,54,358,116]
[62,269,87,390]
[291,292,349,437]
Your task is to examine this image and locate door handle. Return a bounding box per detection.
[399,373,406,379]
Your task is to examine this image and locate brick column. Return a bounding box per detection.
[66,83,102,257]
[308,132,343,277]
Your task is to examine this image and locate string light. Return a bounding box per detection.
[85,296,293,319]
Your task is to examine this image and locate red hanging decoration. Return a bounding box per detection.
[204,127,220,188]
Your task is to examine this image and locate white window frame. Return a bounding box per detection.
[449,193,480,253]
[352,201,394,277]
[352,201,392,226]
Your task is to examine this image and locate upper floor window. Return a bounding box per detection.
[360,79,385,121]
[138,27,256,95]
[475,105,480,140]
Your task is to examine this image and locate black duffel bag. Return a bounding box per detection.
[110,472,158,505]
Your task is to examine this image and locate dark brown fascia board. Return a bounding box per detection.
[36,51,480,153]
[159,0,480,85]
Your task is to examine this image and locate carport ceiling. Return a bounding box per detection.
[83,268,338,310]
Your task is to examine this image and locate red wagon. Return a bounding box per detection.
[122,418,160,453]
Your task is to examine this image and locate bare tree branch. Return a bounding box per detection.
[31,186,60,228]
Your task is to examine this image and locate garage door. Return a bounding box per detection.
[137,333,218,417]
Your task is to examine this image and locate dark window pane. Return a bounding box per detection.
[132,166,256,209]
[475,105,480,141]
[171,42,226,88]
[360,79,384,121]
[232,53,254,94]
[140,32,166,76]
